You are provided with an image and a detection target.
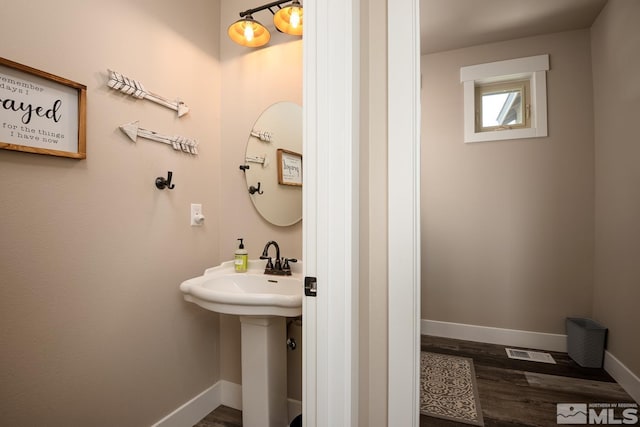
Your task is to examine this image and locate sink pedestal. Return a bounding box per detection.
[240,315,288,427]
[179,260,303,427]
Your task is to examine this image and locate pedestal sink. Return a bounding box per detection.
[179,260,302,427]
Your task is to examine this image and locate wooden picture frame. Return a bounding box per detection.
[277,148,302,186]
[0,57,86,159]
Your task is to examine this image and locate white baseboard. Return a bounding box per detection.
[221,380,302,424]
[221,380,243,411]
[604,350,640,404]
[152,382,221,427]
[421,319,567,352]
[152,380,302,427]
[288,398,302,423]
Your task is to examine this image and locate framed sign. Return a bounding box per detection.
[0,57,86,159]
[277,148,302,186]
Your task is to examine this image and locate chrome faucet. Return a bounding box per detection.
[260,240,297,275]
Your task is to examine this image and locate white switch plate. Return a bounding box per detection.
[190,203,203,226]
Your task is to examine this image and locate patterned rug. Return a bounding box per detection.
[420,352,485,426]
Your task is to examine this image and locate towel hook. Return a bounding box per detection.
[249,182,263,195]
[156,171,175,190]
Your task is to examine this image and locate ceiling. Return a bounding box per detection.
[420,0,608,54]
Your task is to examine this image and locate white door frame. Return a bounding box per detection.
[387,0,421,426]
[302,0,420,425]
[302,0,360,426]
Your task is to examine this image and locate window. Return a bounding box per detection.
[475,79,530,132]
[461,55,549,143]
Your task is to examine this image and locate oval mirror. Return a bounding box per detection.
[244,102,302,226]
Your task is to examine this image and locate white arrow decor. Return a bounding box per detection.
[107,70,190,117]
[250,129,273,142]
[119,121,198,155]
[245,154,270,167]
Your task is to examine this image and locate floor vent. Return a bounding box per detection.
[505,348,556,364]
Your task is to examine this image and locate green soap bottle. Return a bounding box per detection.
[234,238,248,272]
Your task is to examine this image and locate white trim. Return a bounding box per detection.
[388,0,421,426]
[460,54,549,82]
[301,0,318,424]
[303,0,360,426]
[151,382,221,427]
[461,55,549,143]
[221,380,243,411]
[152,380,303,427]
[531,70,548,138]
[604,351,640,404]
[220,381,302,425]
[421,319,567,352]
[288,398,303,424]
[222,381,302,425]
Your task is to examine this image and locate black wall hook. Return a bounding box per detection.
[156,171,175,190]
[239,165,250,172]
[249,182,263,195]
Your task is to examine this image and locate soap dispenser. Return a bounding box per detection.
[234,238,248,272]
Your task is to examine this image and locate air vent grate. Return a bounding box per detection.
[506,348,556,364]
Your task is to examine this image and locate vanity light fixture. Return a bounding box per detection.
[228,0,303,48]
[273,0,303,36]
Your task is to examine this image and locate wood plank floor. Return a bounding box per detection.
[195,335,637,426]
[421,335,637,426]
[194,405,242,427]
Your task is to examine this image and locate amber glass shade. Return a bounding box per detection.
[273,2,303,36]
[228,15,271,47]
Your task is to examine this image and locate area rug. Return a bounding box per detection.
[420,352,485,426]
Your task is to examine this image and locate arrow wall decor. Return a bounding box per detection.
[245,154,269,166]
[107,70,190,117]
[119,121,198,155]
[250,129,273,142]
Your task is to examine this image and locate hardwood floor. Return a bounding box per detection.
[421,335,637,426]
[193,405,242,427]
[195,336,637,426]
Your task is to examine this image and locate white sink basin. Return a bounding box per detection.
[180,259,303,426]
[179,259,302,317]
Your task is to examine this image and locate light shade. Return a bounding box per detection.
[273,1,303,36]
[228,15,271,47]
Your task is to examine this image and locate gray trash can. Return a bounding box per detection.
[566,317,607,368]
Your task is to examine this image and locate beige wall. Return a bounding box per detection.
[0,1,223,426]
[358,0,388,427]
[421,29,595,334]
[591,0,640,378]
[218,0,303,398]
[359,0,389,426]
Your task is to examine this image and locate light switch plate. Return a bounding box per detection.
[190,203,203,226]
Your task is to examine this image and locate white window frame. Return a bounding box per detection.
[461,54,549,143]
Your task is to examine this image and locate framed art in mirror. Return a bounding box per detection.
[277,148,302,186]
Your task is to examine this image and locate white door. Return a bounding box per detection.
[302,0,420,426]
